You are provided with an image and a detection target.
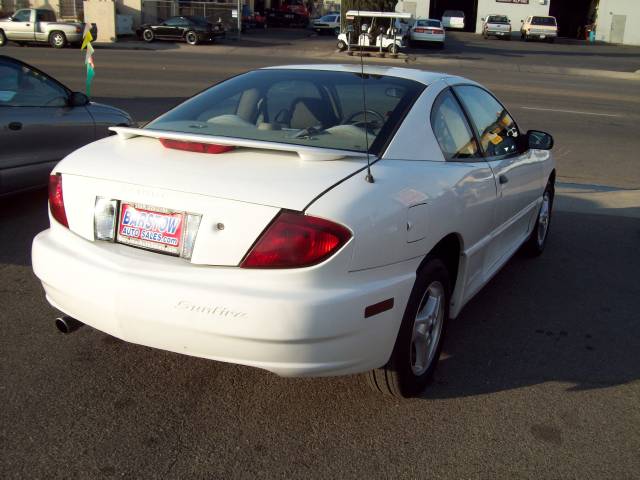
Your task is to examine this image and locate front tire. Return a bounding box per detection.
[0,30,6,47]
[185,30,199,45]
[337,39,347,51]
[49,31,66,48]
[523,181,554,256]
[142,28,154,42]
[388,43,399,54]
[365,258,450,397]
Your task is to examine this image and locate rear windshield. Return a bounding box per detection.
[488,15,509,23]
[146,69,425,155]
[443,10,464,18]
[416,19,441,28]
[532,16,556,26]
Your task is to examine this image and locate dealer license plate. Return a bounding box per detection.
[117,203,184,255]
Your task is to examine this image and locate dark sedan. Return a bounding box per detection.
[136,16,225,45]
[0,55,132,195]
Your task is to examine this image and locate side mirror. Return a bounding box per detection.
[68,91,89,107]
[527,130,554,150]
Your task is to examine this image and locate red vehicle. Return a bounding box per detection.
[278,0,309,17]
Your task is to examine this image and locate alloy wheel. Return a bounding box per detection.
[410,281,445,376]
[537,191,551,247]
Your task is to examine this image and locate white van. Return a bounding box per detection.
[442,10,465,30]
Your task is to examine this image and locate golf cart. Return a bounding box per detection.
[337,11,412,55]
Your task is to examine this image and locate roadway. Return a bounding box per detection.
[1,45,639,479]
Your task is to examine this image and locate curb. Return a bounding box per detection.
[555,183,640,219]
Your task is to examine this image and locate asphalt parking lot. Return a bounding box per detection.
[1,36,639,478]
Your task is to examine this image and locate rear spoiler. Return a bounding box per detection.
[109,126,369,162]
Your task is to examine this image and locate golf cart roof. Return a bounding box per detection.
[345,11,413,19]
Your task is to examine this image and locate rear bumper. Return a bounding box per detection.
[525,31,557,39]
[411,33,445,43]
[486,29,511,36]
[32,226,414,377]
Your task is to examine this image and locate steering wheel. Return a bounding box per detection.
[343,109,385,127]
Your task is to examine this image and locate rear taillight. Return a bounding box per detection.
[240,212,351,269]
[433,28,444,34]
[48,174,68,227]
[160,138,234,154]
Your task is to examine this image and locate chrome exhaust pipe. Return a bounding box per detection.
[55,316,84,334]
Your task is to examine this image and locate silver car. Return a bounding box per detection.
[0,55,132,195]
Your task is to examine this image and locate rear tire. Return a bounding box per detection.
[523,181,554,256]
[337,39,347,51]
[142,28,154,42]
[0,30,6,47]
[49,31,66,48]
[388,42,399,54]
[365,257,450,397]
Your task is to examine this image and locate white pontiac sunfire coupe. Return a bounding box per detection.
[32,65,556,397]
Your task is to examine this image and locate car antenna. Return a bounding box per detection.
[357,0,374,183]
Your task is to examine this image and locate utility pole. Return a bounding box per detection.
[237,0,242,35]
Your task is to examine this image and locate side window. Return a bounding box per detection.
[12,10,31,22]
[454,85,520,157]
[0,63,20,104]
[163,17,183,26]
[1,62,68,107]
[430,89,479,161]
[36,10,57,22]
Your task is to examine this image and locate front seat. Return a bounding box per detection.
[289,98,338,130]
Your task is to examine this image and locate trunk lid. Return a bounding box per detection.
[55,134,366,266]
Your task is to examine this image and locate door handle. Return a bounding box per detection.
[8,122,23,131]
[499,174,509,185]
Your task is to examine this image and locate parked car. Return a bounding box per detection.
[442,10,465,30]
[266,11,308,27]
[0,55,132,195]
[266,0,310,27]
[481,14,512,40]
[32,64,556,397]
[312,14,341,35]
[409,18,445,48]
[136,16,224,45]
[0,8,97,48]
[521,15,558,42]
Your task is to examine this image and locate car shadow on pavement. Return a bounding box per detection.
[423,205,640,400]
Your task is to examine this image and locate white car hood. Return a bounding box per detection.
[55,135,368,211]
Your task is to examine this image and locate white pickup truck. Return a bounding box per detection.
[0,8,96,48]
[481,14,512,40]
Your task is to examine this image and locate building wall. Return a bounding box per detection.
[395,0,428,19]
[475,0,550,34]
[596,0,640,45]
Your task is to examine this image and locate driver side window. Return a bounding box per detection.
[454,85,521,158]
[0,61,68,107]
[12,10,31,22]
